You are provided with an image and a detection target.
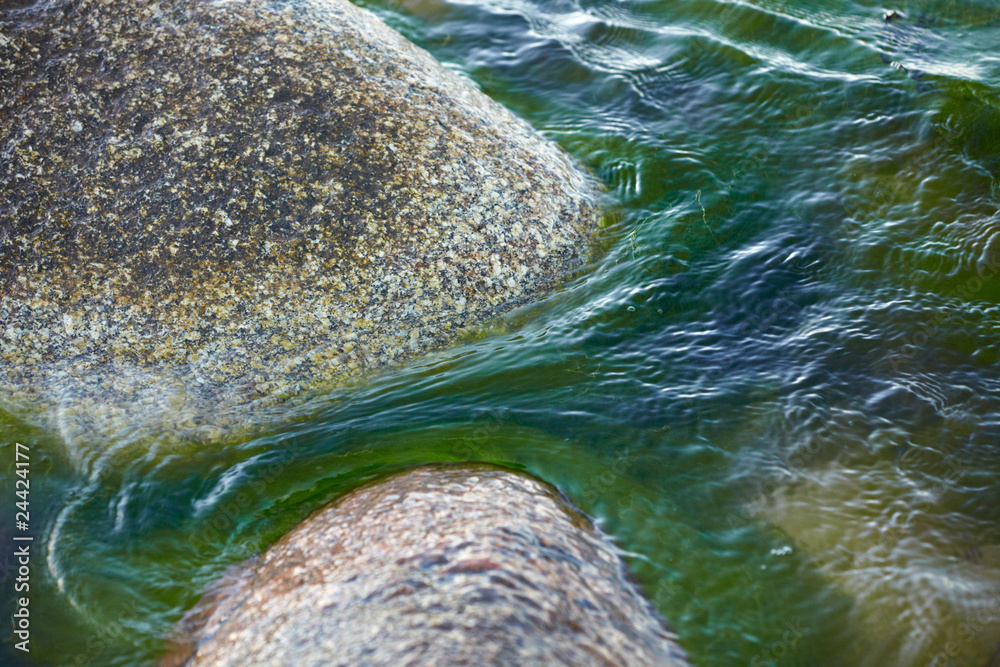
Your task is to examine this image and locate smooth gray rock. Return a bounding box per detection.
[163,464,691,666]
[0,0,601,445]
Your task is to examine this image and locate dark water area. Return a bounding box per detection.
[2,0,1000,665]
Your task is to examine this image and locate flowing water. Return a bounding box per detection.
[3,0,1000,665]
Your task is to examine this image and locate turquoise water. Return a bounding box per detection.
[3,0,1000,665]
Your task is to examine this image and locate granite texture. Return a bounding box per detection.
[163,464,690,666]
[0,0,601,443]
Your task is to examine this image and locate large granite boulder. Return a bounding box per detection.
[0,0,601,443]
[163,464,690,666]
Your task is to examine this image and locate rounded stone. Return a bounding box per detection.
[0,0,601,443]
[162,464,690,666]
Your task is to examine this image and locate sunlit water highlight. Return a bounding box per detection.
[2,0,1000,665]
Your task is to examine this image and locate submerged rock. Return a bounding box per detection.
[763,462,1000,667]
[162,464,690,666]
[0,0,600,444]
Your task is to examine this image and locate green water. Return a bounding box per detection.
[3,0,1000,665]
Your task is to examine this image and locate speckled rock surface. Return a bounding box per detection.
[162,464,690,667]
[0,0,600,443]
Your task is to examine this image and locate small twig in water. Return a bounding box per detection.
[696,190,720,246]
